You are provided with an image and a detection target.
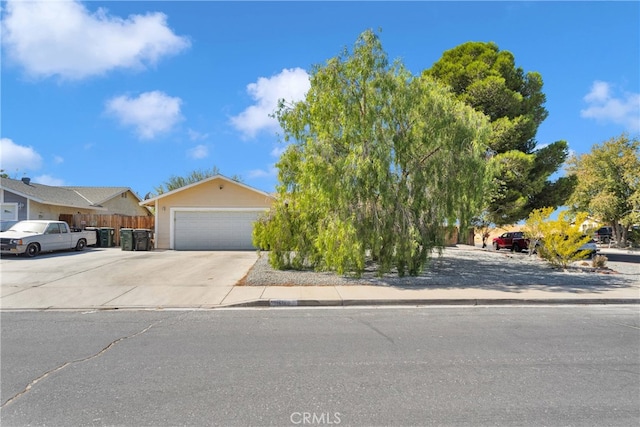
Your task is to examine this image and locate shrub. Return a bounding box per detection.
[592,255,608,268]
[524,209,592,268]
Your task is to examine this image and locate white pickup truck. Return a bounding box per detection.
[0,220,97,257]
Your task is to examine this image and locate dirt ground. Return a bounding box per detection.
[242,245,639,292]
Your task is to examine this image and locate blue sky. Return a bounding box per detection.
[1,0,639,199]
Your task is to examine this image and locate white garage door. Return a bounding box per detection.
[174,210,261,250]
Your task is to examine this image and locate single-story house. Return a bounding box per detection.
[579,216,602,234]
[0,176,151,224]
[139,175,274,250]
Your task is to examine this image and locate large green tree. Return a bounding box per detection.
[567,133,640,244]
[254,30,491,277]
[425,42,575,225]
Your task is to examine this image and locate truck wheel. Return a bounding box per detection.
[513,243,521,253]
[493,242,499,251]
[26,243,40,257]
[75,239,86,251]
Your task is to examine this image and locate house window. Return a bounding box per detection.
[121,193,128,198]
[1,203,18,221]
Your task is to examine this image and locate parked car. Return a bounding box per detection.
[0,220,97,257]
[578,238,599,258]
[493,231,530,252]
[594,226,613,243]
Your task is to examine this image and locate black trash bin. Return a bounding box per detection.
[120,228,134,251]
[99,227,115,247]
[133,229,152,251]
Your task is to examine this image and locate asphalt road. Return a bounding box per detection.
[600,249,640,271]
[1,306,639,426]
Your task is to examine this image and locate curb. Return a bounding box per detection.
[3,299,638,311]
[225,298,640,308]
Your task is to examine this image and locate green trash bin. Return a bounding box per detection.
[120,228,134,251]
[133,229,152,251]
[99,227,115,247]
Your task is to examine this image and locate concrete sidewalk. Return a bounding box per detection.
[221,283,640,308]
[1,282,638,310]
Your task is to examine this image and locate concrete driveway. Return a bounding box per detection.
[0,248,258,310]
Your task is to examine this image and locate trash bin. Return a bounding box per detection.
[99,227,115,247]
[133,229,152,251]
[85,227,100,246]
[120,228,134,251]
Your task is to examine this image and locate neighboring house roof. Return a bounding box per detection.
[140,174,274,206]
[63,186,133,206]
[1,177,141,210]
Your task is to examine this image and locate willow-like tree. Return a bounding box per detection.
[425,42,576,225]
[253,30,490,277]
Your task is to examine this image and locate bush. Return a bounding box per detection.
[524,209,592,268]
[592,255,608,268]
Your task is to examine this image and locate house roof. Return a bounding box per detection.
[1,177,139,210]
[140,174,274,206]
[63,186,134,205]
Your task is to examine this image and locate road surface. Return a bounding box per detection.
[2,306,639,426]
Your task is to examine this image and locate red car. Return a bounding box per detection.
[493,231,530,252]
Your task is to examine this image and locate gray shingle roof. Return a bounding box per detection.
[63,186,130,205]
[1,177,133,210]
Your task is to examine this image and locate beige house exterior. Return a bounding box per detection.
[579,217,602,234]
[140,175,274,250]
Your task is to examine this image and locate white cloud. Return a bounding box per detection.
[105,91,183,139]
[247,165,277,179]
[34,174,65,186]
[230,68,310,139]
[270,145,288,158]
[581,81,640,132]
[583,81,610,103]
[1,0,190,80]
[187,144,209,160]
[188,129,209,141]
[0,138,43,172]
[53,155,64,164]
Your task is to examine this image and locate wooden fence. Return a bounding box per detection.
[59,214,154,246]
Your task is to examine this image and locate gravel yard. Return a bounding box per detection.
[241,245,639,291]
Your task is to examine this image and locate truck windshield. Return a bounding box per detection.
[6,221,48,234]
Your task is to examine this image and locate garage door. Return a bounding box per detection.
[174,210,262,250]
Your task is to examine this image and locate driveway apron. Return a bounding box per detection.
[0,249,258,309]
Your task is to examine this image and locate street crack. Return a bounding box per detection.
[355,318,395,345]
[1,320,161,408]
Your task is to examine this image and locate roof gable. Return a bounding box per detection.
[140,175,274,206]
[63,186,139,205]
